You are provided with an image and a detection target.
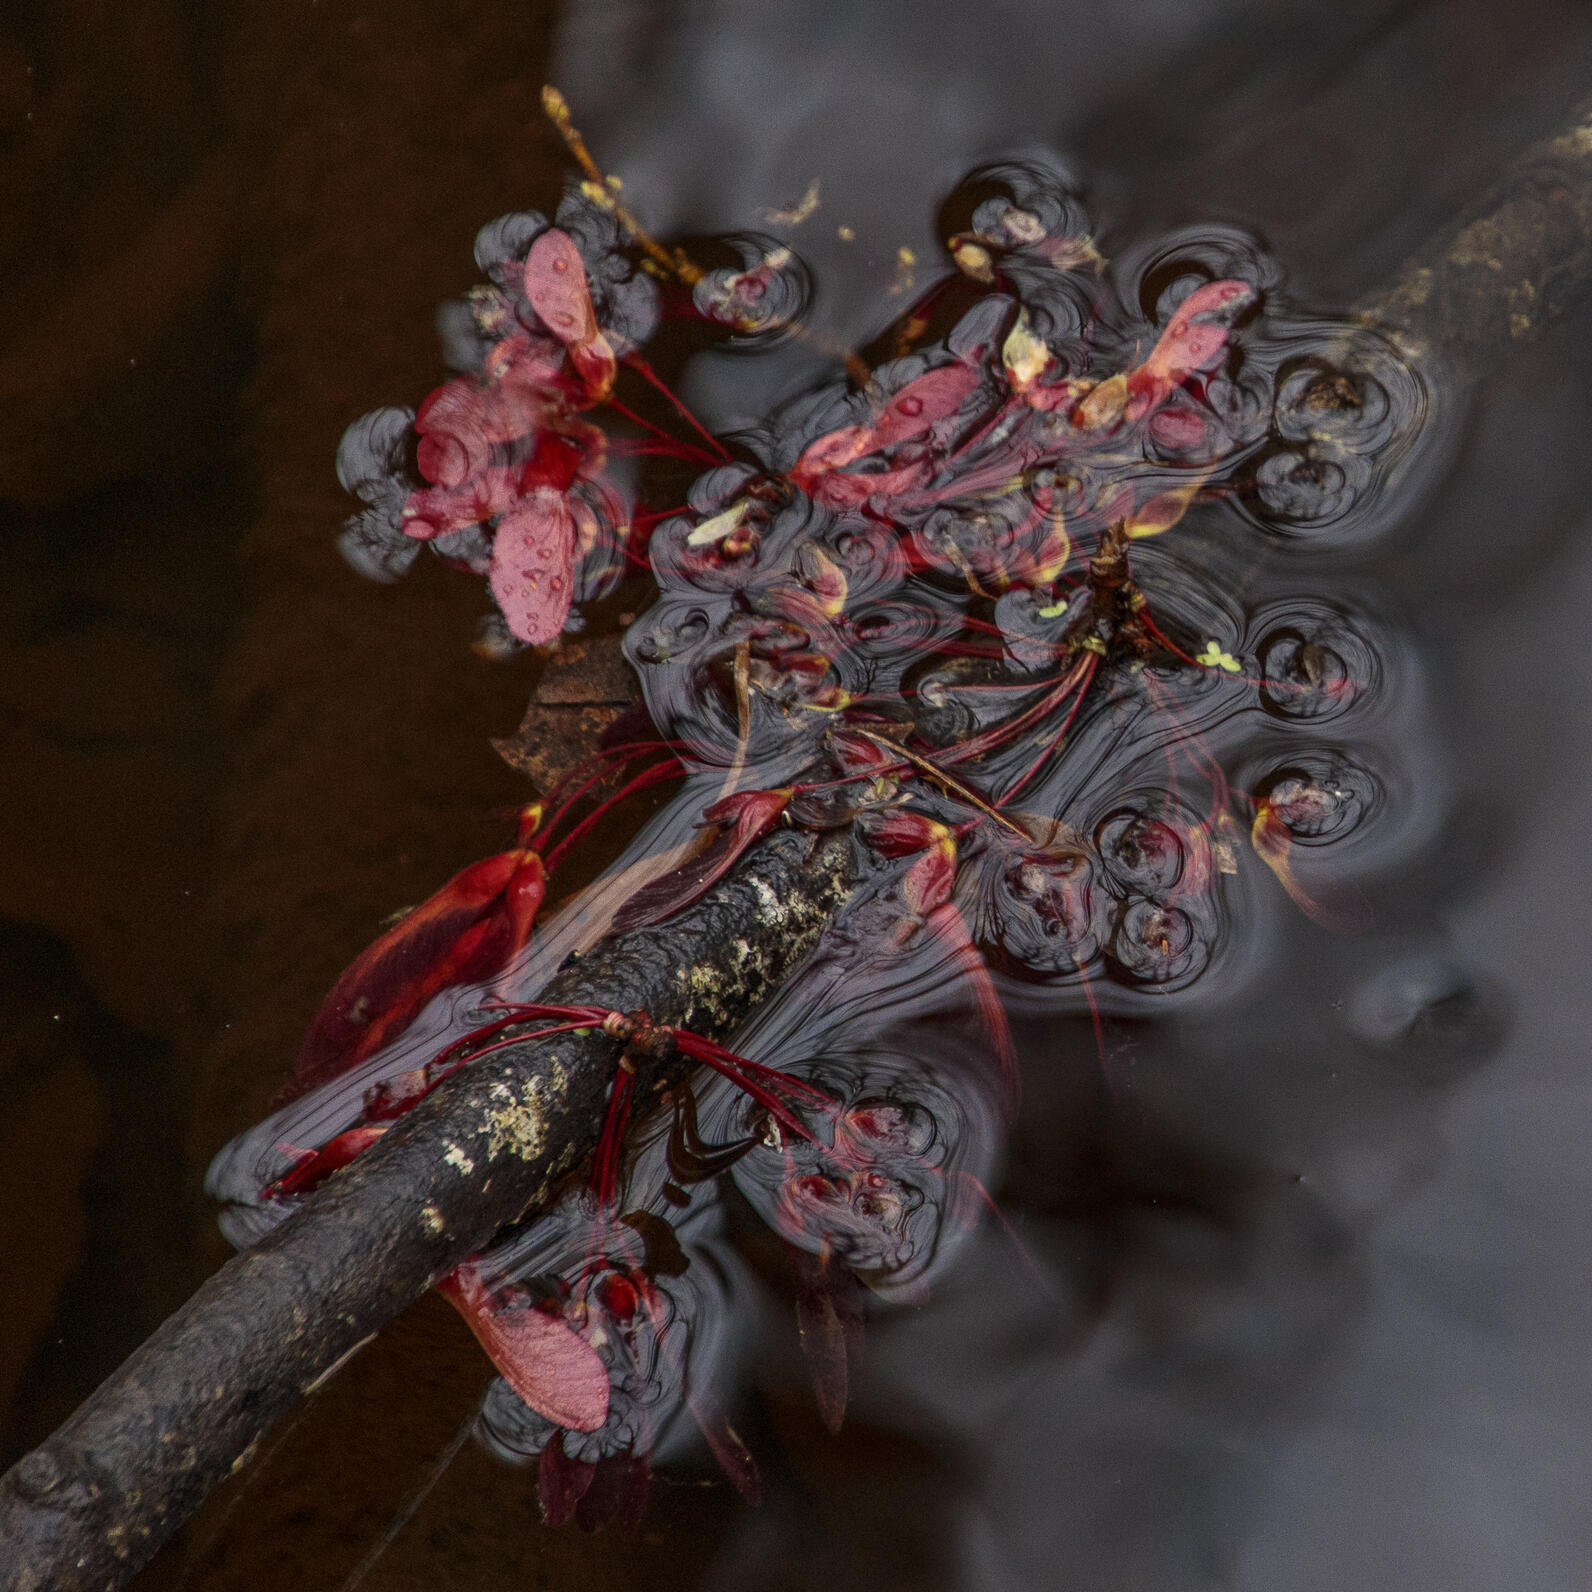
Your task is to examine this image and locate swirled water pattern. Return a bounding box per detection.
[210,155,1442,1513]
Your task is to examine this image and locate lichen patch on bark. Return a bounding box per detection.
[482,1079,551,1163]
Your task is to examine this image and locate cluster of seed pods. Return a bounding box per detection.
[218,148,1434,1520]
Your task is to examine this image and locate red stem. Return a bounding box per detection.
[540,756,686,874]
[996,652,1098,807]
[623,354,733,462]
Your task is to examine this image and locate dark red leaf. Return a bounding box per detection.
[796,1276,850,1434]
[538,1435,596,1526]
[575,1454,651,1533]
[690,1405,761,1502]
[859,809,947,858]
[610,788,792,933]
[294,850,545,1093]
[264,1123,389,1198]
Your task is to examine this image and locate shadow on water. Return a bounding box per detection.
[0,922,194,1467]
[7,1,1592,1588]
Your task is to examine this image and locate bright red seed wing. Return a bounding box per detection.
[868,361,983,451]
[1129,278,1256,417]
[441,1271,610,1433]
[293,851,523,1091]
[415,379,493,487]
[404,466,520,539]
[490,490,576,644]
[525,229,600,348]
[792,362,982,502]
[538,1439,595,1526]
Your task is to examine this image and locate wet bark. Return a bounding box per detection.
[1356,88,1592,368]
[0,829,854,1592]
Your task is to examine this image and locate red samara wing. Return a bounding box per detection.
[490,489,576,645]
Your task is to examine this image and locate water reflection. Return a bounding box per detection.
[199,127,1490,1592]
[158,6,1592,1579]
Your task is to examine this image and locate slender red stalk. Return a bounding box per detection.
[591,1059,636,1207]
[540,756,686,874]
[670,1031,833,1141]
[996,652,1098,806]
[538,742,685,854]
[602,393,722,465]
[622,354,733,462]
[940,652,1094,767]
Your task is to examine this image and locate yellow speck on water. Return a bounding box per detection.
[766,178,820,227]
[1195,641,1242,673]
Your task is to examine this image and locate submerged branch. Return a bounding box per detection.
[1357,89,1592,368]
[0,830,854,1592]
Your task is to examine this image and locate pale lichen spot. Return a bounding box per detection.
[1549,121,1592,160]
[483,1079,549,1162]
[421,1203,445,1236]
[444,1143,476,1176]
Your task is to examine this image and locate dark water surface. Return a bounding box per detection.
[5,2,1592,1587]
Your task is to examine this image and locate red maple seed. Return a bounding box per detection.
[610,787,793,932]
[490,487,577,645]
[293,821,546,1093]
[525,229,618,402]
[438,1261,610,1433]
[790,361,984,506]
[263,1123,390,1199]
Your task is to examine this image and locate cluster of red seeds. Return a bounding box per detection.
[241,146,1425,1521]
